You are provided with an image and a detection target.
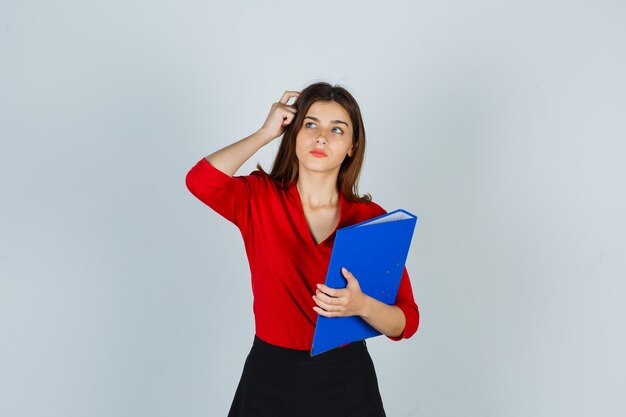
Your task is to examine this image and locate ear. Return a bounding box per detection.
[347,144,355,158]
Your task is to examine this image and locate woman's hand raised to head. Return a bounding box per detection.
[258,90,300,143]
[201,90,299,177]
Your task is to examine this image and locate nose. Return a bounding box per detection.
[315,135,327,145]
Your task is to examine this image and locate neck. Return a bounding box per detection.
[296,168,340,208]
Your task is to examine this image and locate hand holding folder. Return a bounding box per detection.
[311,209,418,356]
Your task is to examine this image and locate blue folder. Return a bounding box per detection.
[310,209,418,356]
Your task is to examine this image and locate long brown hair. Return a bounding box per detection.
[259,82,371,203]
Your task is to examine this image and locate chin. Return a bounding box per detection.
[299,161,341,176]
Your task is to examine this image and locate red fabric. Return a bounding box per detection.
[186,158,419,350]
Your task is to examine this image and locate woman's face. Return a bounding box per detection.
[294,100,354,177]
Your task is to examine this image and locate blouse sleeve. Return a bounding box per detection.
[185,158,261,231]
[388,267,420,341]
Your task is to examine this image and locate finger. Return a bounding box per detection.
[271,102,296,125]
[275,102,297,113]
[316,283,340,297]
[313,306,336,318]
[318,286,348,300]
[279,90,300,104]
[312,295,342,312]
[341,267,358,284]
[315,289,342,305]
[281,110,296,126]
[271,103,296,118]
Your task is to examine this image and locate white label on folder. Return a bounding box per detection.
[356,211,413,227]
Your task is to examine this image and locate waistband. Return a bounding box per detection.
[252,335,367,362]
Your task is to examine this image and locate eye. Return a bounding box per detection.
[332,127,344,134]
[305,122,316,128]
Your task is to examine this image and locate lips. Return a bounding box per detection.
[310,149,328,158]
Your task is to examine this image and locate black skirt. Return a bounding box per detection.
[227,336,386,417]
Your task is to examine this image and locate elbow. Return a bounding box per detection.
[389,303,419,341]
[185,169,197,195]
[185,167,205,199]
[404,304,420,339]
[387,320,406,339]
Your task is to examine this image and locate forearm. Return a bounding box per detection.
[205,128,273,177]
[361,297,406,338]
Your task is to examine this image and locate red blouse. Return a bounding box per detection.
[186,158,419,350]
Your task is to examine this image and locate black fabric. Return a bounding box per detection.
[227,336,386,417]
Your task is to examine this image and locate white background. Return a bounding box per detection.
[1,1,625,416]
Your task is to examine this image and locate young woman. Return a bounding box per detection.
[186,82,419,417]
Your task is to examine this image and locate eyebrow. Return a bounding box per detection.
[304,116,349,128]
